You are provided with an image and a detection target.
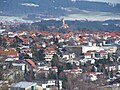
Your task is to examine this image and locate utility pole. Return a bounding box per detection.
[57,67,60,90]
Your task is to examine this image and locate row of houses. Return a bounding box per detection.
[1,28,120,89]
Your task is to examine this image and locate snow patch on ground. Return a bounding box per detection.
[62,10,120,21]
[20,3,39,7]
[0,16,33,24]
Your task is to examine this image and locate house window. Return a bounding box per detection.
[46,85,51,88]
[31,86,35,90]
[95,53,100,58]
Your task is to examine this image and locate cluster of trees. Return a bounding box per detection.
[59,73,101,90]
[10,19,120,32]
[0,36,7,48]
[32,48,45,61]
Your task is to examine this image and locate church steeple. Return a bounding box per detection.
[61,18,69,29]
[62,18,65,26]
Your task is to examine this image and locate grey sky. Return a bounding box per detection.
[83,0,120,4]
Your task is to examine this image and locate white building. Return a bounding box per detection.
[82,46,117,53]
[9,81,43,90]
[40,80,62,90]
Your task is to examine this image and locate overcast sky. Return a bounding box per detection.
[83,0,120,4]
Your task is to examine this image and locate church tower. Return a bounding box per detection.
[61,18,69,29]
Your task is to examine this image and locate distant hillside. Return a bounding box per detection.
[0,0,120,16]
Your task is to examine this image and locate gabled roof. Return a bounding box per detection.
[100,51,108,54]
[10,81,36,88]
[0,48,18,57]
[26,59,36,68]
[84,52,91,56]
[44,47,56,54]
[17,35,29,43]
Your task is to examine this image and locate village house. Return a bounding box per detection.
[9,81,43,90]
[66,60,80,66]
[105,64,116,71]
[12,62,26,71]
[44,47,56,62]
[85,72,98,81]
[62,52,75,60]
[99,51,108,59]
[63,67,82,74]
[84,52,92,59]
[0,48,19,61]
[39,80,62,90]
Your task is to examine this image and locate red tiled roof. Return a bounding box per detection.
[53,66,58,69]
[84,52,91,55]
[100,51,108,54]
[4,36,16,43]
[0,48,18,57]
[17,35,29,43]
[44,47,56,54]
[26,59,36,68]
[87,50,96,53]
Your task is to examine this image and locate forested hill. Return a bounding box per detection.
[0,0,120,16]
